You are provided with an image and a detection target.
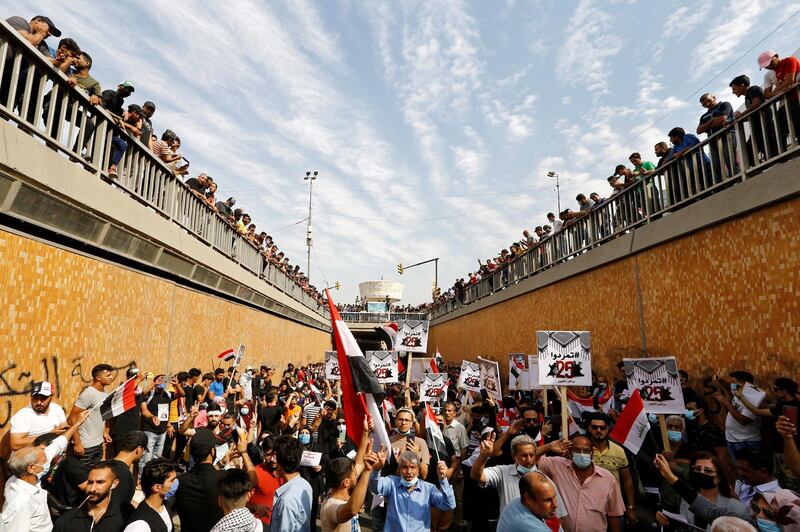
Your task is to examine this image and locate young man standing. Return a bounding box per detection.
[68,364,114,466]
[271,436,313,532]
[321,452,380,532]
[123,458,177,532]
[54,462,125,531]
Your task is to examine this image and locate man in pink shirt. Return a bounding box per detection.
[537,434,625,532]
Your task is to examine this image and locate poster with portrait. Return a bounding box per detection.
[508,353,530,390]
[325,351,340,381]
[419,373,447,402]
[409,357,432,383]
[396,320,429,353]
[366,351,399,384]
[536,331,592,386]
[458,361,481,392]
[479,357,502,401]
[623,356,686,414]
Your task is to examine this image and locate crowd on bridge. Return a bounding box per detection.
[432,48,799,311]
[1,13,326,306]
[2,349,800,532]
[336,302,433,314]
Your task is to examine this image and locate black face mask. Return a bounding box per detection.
[524,425,540,439]
[689,471,717,490]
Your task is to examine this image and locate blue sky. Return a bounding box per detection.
[10,0,800,305]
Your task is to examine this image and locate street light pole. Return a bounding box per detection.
[547,170,561,213]
[304,171,318,282]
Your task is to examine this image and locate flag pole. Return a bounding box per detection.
[560,386,568,440]
[657,414,670,451]
[405,352,413,387]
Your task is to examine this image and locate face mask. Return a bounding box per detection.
[516,464,535,476]
[648,414,658,424]
[399,476,418,488]
[165,479,179,500]
[572,453,592,469]
[685,409,697,421]
[298,433,311,445]
[33,463,49,482]
[339,426,347,438]
[668,430,683,443]
[731,383,739,393]
[756,518,782,532]
[689,471,716,490]
[240,408,250,416]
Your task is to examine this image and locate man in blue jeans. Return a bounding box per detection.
[107,103,144,178]
[139,374,173,479]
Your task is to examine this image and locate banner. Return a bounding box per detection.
[396,320,429,353]
[479,357,502,401]
[325,351,340,381]
[623,357,686,414]
[233,344,245,367]
[419,373,447,402]
[458,361,481,392]
[536,331,592,386]
[365,351,399,384]
[409,357,431,383]
[508,353,529,390]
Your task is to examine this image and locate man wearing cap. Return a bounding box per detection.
[139,100,156,148]
[1,16,60,107]
[8,381,67,451]
[107,103,144,178]
[175,428,224,532]
[77,80,135,161]
[758,49,800,150]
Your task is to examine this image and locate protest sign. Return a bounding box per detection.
[536,331,592,386]
[300,450,322,467]
[508,354,529,390]
[623,357,686,414]
[409,357,431,383]
[420,373,447,402]
[366,351,399,383]
[325,351,340,381]
[528,355,541,388]
[733,383,767,420]
[458,361,481,392]
[478,357,502,401]
[396,320,429,353]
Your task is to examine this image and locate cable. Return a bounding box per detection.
[619,6,800,149]
[266,217,308,234]
[312,245,329,286]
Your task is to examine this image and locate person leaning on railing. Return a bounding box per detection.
[758,50,800,152]
[107,103,145,179]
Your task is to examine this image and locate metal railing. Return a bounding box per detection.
[0,20,328,319]
[431,84,800,320]
[339,311,429,323]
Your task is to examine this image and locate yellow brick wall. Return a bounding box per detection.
[429,197,800,390]
[0,229,331,431]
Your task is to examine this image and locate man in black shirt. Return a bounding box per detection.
[54,462,126,532]
[140,377,173,478]
[312,400,341,456]
[215,197,236,222]
[730,74,777,165]
[48,453,91,519]
[108,431,147,518]
[258,392,283,436]
[185,173,210,200]
[78,81,135,155]
[176,429,224,532]
[697,92,736,184]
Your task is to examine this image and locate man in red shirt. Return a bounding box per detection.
[759,49,800,150]
[247,435,284,526]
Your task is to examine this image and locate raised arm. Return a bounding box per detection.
[470,431,495,484]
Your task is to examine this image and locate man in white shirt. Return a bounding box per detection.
[239,366,254,402]
[2,446,55,531]
[9,381,67,451]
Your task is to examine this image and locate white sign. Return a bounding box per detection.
[528,355,540,389]
[479,357,502,401]
[536,331,592,386]
[623,357,686,414]
[733,383,767,420]
[508,354,529,390]
[396,320,429,353]
[420,374,447,402]
[458,361,481,393]
[233,344,245,367]
[409,357,432,383]
[366,351,399,384]
[325,351,340,381]
[300,450,322,467]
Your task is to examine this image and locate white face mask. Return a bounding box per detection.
[240,408,250,416]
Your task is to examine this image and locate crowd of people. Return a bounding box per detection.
[433,48,799,311]
[1,13,326,306]
[335,302,432,314]
[2,353,799,532]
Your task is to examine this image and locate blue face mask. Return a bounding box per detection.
[731,383,739,392]
[572,453,592,469]
[399,476,418,488]
[648,414,658,424]
[756,517,782,532]
[668,430,683,443]
[516,464,535,476]
[685,409,697,421]
[165,479,179,500]
[298,433,311,445]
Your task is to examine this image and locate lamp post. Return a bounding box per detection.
[547,170,561,213]
[304,171,318,282]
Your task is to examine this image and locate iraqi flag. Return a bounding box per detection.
[609,388,650,455]
[100,377,138,420]
[327,290,391,451]
[566,387,614,420]
[217,348,235,362]
[375,322,398,350]
[425,403,447,461]
[429,349,444,374]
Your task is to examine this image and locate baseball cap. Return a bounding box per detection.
[31,381,53,397]
[758,50,778,69]
[246,365,254,372]
[33,16,61,37]
[190,428,216,457]
[119,80,136,92]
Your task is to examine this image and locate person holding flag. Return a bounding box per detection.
[424,404,459,532]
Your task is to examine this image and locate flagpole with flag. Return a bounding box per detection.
[98,376,138,420]
[425,403,443,464]
[326,290,391,453]
[609,388,651,455]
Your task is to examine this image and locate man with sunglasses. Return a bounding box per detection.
[586,412,638,525]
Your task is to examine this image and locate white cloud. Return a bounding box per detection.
[663,4,712,40]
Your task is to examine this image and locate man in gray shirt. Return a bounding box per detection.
[68,364,114,466]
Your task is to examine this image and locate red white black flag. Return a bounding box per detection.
[100,377,138,420]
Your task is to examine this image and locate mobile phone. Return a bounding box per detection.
[784,405,798,426]
[406,435,416,445]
